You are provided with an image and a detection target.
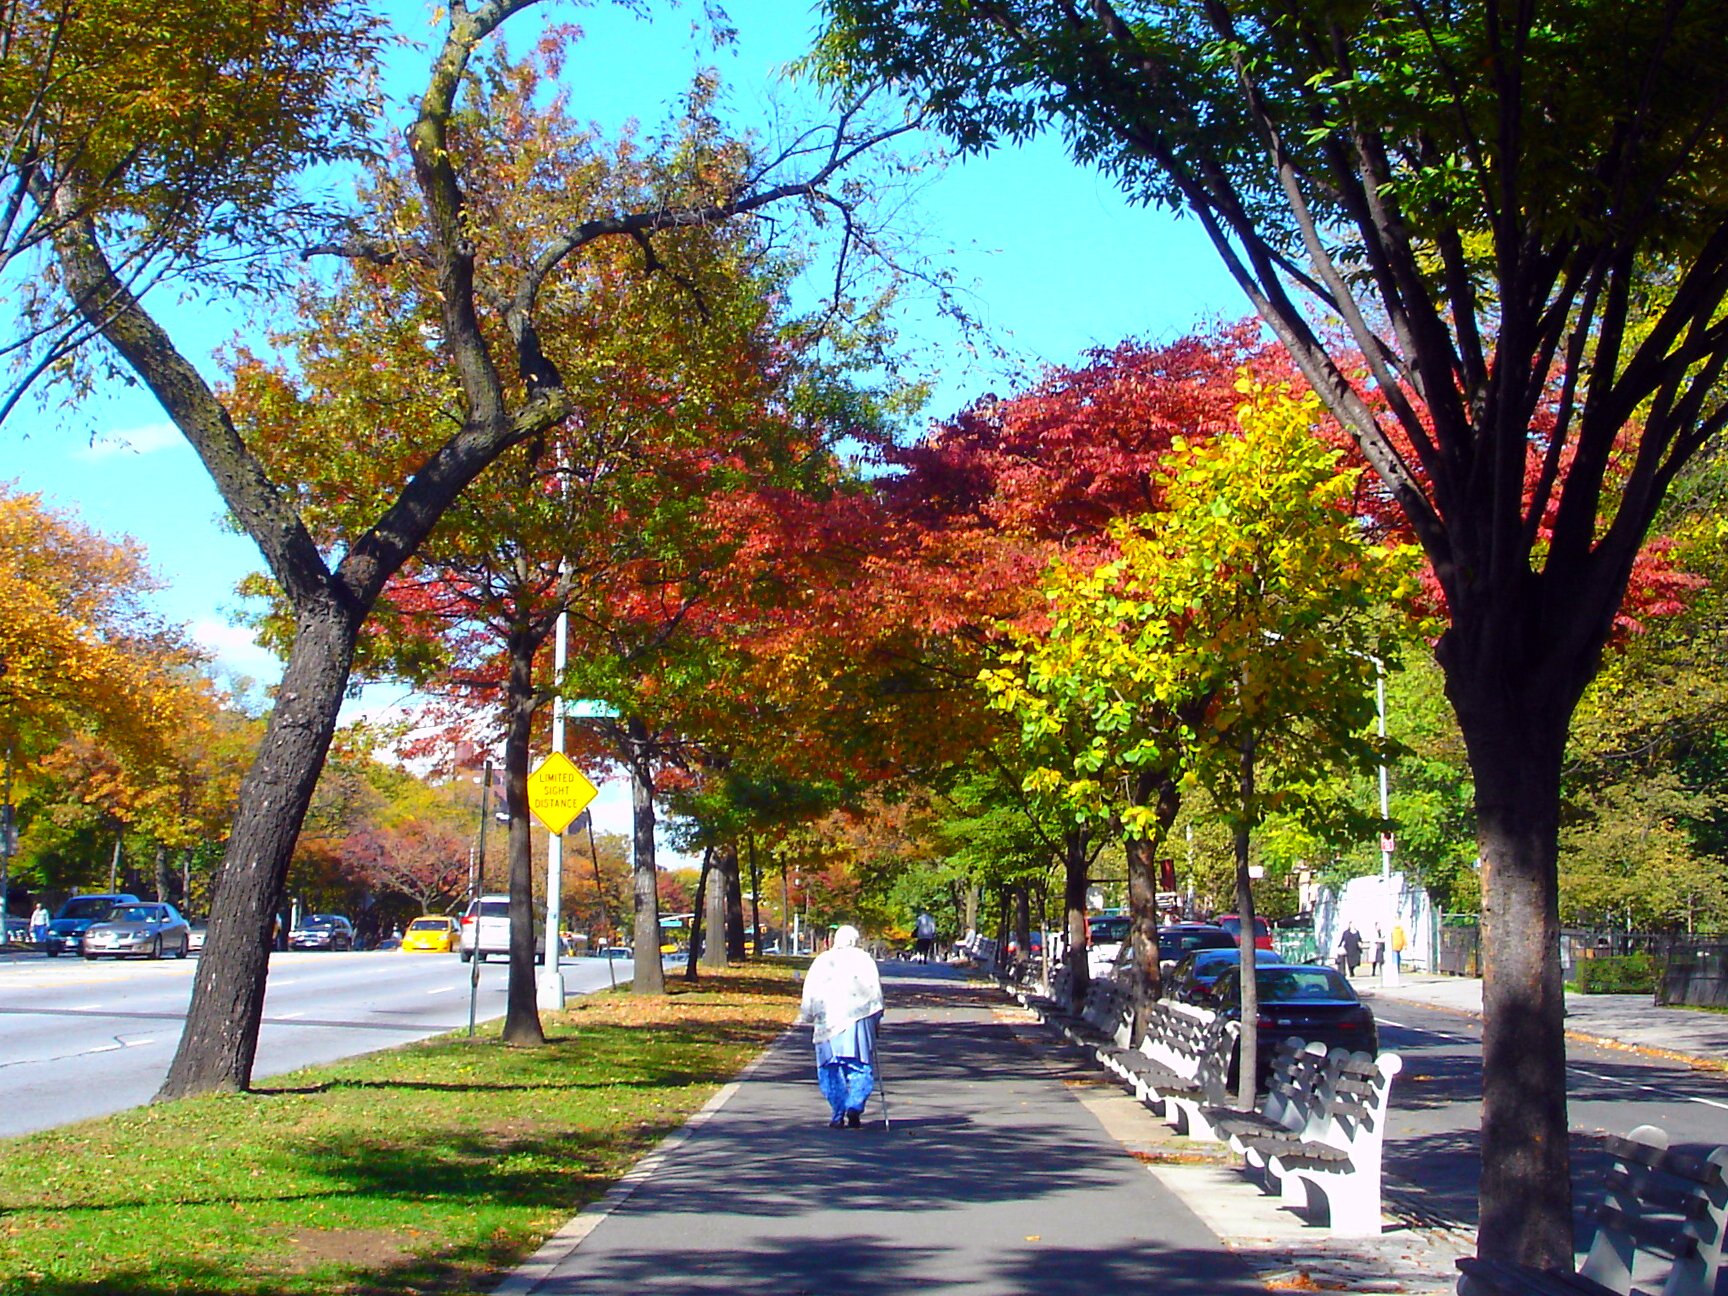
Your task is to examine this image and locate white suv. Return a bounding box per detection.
[459,894,546,964]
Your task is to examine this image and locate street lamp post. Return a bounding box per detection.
[1370,655,1401,988]
[538,602,569,1012]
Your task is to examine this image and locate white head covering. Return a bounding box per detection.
[801,925,883,1044]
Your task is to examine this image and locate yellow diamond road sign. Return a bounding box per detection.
[526,752,599,835]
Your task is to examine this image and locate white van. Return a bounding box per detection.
[459,894,546,963]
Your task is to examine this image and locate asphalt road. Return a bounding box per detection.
[0,950,636,1138]
[1366,996,1728,1239]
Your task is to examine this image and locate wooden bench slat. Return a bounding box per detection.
[1456,1257,1623,1296]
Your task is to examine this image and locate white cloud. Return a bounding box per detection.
[187,619,280,682]
[76,421,185,461]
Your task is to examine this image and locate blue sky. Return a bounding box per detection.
[4,0,1247,842]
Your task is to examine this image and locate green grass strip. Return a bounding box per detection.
[0,966,800,1295]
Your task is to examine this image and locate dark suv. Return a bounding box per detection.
[44,894,140,957]
[1157,923,1235,969]
[288,914,355,950]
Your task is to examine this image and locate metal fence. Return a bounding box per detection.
[1434,916,1728,1006]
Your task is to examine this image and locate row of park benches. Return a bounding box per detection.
[1022,972,1403,1237]
[1018,973,1728,1296]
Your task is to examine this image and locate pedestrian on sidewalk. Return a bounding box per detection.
[798,923,884,1129]
[1340,923,1363,977]
[1371,926,1385,976]
[913,911,937,963]
[29,903,50,946]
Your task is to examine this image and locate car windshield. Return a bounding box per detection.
[303,917,341,929]
[109,906,157,923]
[1221,915,1271,936]
[409,918,449,931]
[60,898,121,920]
[1258,967,1356,1002]
[1089,916,1131,943]
[1160,928,1233,957]
[474,901,510,919]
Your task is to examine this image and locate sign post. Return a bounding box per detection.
[527,749,598,1009]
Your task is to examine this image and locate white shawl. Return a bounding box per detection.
[800,926,884,1045]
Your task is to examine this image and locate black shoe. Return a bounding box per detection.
[846,1109,861,1128]
[829,1115,845,1128]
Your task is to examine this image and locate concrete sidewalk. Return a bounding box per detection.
[499,966,1268,1296]
[498,966,1728,1296]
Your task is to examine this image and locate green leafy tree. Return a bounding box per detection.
[817,0,1728,1260]
[986,385,1415,1090]
[34,0,903,1098]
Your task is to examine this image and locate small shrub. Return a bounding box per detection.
[1572,952,1656,994]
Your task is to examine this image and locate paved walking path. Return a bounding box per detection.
[500,966,1266,1296]
[500,965,1728,1296]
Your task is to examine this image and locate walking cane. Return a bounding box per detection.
[875,1054,891,1130]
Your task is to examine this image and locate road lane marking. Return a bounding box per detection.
[1382,1013,1728,1112]
[1377,1015,1474,1043]
[425,985,457,995]
[1571,1065,1728,1111]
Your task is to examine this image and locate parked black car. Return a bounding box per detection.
[1157,923,1236,969]
[44,894,140,957]
[288,914,355,951]
[1212,964,1379,1077]
[1164,947,1286,1004]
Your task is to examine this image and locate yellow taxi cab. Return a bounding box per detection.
[400,915,460,953]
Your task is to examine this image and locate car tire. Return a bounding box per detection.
[459,949,472,963]
[83,950,96,960]
[46,948,59,958]
[176,937,188,959]
[149,937,162,960]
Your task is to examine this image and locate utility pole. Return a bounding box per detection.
[538,604,569,1011]
[1,741,15,950]
[468,759,492,1038]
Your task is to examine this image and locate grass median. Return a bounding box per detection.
[0,964,800,1295]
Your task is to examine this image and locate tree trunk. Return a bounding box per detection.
[1062,828,1091,1010]
[1233,733,1259,1109]
[702,844,728,969]
[748,836,763,956]
[1014,885,1031,955]
[627,717,664,994]
[686,846,713,981]
[722,842,746,961]
[1450,670,1575,1267]
[156,608,358,1098]
[1125,770,1182,1045]
[154,843,172,906]
[499,629,546,1046]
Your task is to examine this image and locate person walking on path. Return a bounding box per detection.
[913,911,937,963]
[1341,923,1363,977]
[798,923,884,1128]
[29,903,50,946]
[1371,925,1386,976]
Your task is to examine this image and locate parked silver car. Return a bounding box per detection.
[82,902,193,960]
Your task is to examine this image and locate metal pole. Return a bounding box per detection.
[1374,656,1401,988]
[539,602,569,1011]
[875,1046,891,1130]
[468,760,491,1038]
[0,743,13,951]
